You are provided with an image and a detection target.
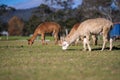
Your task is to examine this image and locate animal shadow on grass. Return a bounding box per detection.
[67,48,82,51]
[0,45,24,48]
[92,46,120,51]
[66,46,120,51]
[67,49,76,51]
[112,46,120,50]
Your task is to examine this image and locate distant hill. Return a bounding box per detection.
[0,7,38,23]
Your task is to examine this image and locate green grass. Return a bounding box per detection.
[0,36,54,41]
[0,36,120,80]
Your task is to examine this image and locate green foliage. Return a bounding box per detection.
[0,21,8,32]
[24,15,42,35]
[38,4,52,13]
[0,36,54,41]
[65,18,78,29]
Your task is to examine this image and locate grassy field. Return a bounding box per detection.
[0,36,120,80]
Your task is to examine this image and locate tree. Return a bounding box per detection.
[0,4,7,15]
[78,0,113,20]
[0,20,2,32]
[0,4,16,15]
[25,15,41,35]
[43,0,74,9]
[111,0,120,22]
[114,0,120,10]
[8,16,24,36]
[82,0,112,7]
[33,4,53,21]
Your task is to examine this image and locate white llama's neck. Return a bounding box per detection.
[66,31,80,45]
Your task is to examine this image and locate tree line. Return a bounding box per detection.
[0,0,120,36]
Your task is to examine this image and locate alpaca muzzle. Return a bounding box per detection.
[62,41,69,50]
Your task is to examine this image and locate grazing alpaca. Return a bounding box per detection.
[65,23,80,45]
[67,23,80,38]
[62,18,113,51]
[66,23,98,45]
[28,22,61,45]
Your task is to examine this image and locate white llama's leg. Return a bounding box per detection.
[101,28,110,51]
[86,36,91,51]
[102,34,109,51]
[101,36,107,51]
[101,41,105,51]
[87,42,91,51]
[109,38,113,51]
[83,38,87,51]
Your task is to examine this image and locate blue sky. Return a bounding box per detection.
[0,0,82,9]
[0,0,28,5]
[0,0,43,9]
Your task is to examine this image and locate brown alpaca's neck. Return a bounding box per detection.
[30,31,38,41]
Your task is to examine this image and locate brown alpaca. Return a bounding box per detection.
[62,18,113,51]
[28,22,61,45]
[67,23,80,38]
[65,23,98,45]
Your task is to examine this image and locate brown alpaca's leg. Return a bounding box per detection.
[74,37,80,46]
[92,35,98,45]
[54,33,58,44]
[41,33,45,45]
[28,39,33,45]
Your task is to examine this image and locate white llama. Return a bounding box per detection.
[62,18,113,51]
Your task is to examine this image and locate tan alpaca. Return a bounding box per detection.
[28,22,61,45]
[65,23,98,45]
[65,23,80,45]
[62,18,113,51]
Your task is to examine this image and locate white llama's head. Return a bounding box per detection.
[62,41,69,50]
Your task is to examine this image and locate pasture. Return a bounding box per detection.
[0,36,120,80]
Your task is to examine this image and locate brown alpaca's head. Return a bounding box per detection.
[28,39,34,45]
